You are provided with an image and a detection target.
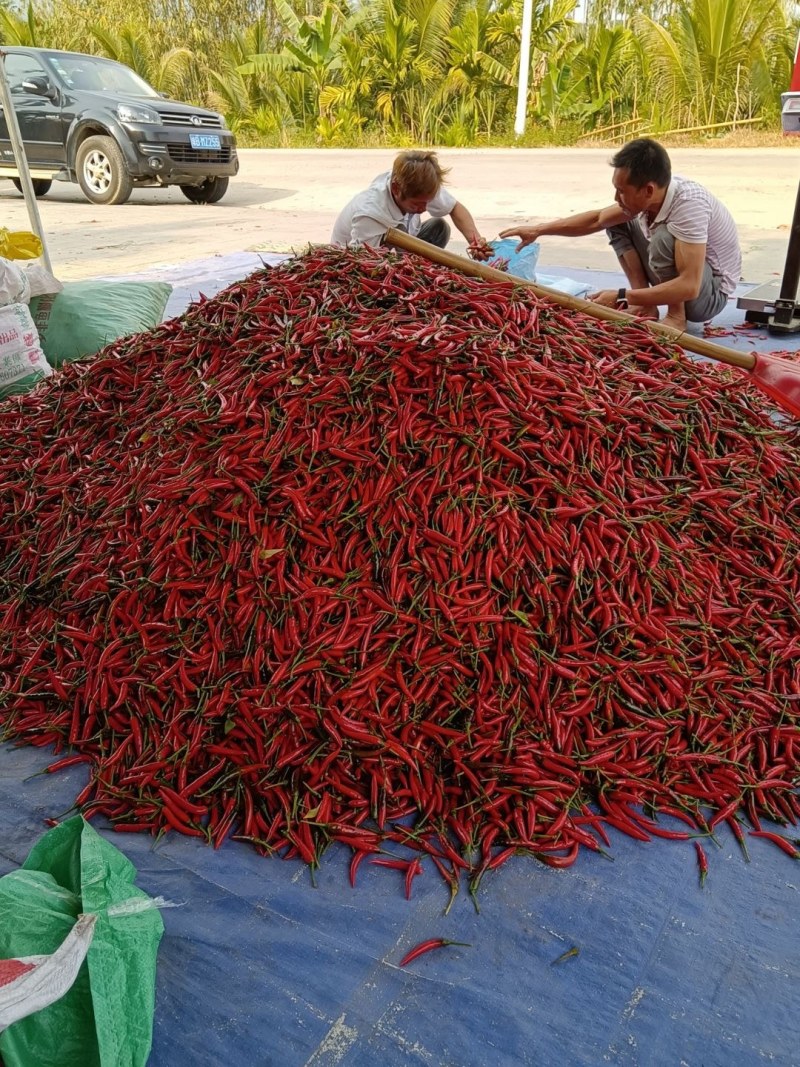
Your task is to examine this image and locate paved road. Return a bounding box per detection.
[2,147,798,283]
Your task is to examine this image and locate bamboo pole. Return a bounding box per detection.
[577,116,761,143]
[577,118,651,139]
[383,228,756,372]
[657,116,762,136]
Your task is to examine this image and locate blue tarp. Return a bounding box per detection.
[2,740,798,1066]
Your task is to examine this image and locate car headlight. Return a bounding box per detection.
[117,104,162,125]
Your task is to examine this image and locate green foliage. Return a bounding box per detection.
[206,20,291,134]
[634,0,791,129]
[90,25,195,98]
[6,0,796,144]
[0,1,41,45]
[570,24,637,127]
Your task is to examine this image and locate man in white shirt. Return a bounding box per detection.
[499,138,741,331]
[331,150,491,258]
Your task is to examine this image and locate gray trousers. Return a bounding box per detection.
[607,220,728,323]
[417,218,451,248]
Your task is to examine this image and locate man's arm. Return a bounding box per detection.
[591,239,707,308]
[500,204,630,249]
[449,202,486,246]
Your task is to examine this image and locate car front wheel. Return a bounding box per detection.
[76,136,133,205]
[180,177,229,204]
[11,178,52,198]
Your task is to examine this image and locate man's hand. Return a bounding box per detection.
[467,236,494,262]
[498,224,542,250]
[588,289,620,308]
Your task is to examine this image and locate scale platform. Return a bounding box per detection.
[737,278,800,327]
[737,279,781,323]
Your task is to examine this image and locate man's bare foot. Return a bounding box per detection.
[661,313,687,331]
[628,304,659,321]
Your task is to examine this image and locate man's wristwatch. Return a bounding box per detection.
[615,287,629,310]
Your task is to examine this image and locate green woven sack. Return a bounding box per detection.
[0,817,163,1067]
[29,280,172,367]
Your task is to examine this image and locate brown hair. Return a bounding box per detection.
[391,150,449,199]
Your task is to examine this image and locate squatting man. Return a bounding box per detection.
[332,149,493,260]
[500,137,742,331]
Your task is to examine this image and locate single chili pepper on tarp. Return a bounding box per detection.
[695,842,709,888]
[748,830,800,859]
[398,938,471,967]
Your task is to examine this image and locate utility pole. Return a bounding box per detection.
[513,0,534,137]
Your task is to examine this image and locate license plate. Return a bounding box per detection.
[189,133,221,150]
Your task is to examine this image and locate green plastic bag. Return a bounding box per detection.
[0,817,164,1067]
[28,280,172,367]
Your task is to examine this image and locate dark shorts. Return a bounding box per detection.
[417,218,450,248]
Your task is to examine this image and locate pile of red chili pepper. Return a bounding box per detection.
[1,245,800,901]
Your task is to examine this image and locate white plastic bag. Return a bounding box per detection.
[0,302,52,398]
[24,262,63,300]
[0,258,31,307]
[0,914,96,1033]
[535,272,592,298]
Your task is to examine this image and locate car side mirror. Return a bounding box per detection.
[21,77,57,101]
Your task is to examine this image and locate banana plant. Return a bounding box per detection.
[240,0,349,131]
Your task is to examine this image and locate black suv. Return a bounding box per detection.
[0,47,238,205]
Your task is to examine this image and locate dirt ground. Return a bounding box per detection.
[2,146,798,284]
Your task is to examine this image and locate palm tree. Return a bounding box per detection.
[357,0,458,137]
[0,2,41,46]
[501,0,581,132]
[207,20,294,139]
[633,0,791,129]
[534,37,590,130]
[318,35,373,142]
[571,23,638,129]
[439,0,516,139]
[90,24,195,99]
[239,0,350,134]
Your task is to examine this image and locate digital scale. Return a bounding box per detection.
[736,72,800,333]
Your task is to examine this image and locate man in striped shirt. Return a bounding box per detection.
[500,138,741,331]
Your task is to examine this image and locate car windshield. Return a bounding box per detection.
[43,54,160,97]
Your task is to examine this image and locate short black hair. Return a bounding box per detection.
[610,138,671,189]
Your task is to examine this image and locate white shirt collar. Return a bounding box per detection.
[651,178,677,225]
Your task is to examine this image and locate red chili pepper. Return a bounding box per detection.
[398,938,471,968]
[1,243,800,902]
[45,755,91,774]
[748,830,800,859]
[695,842,709,888]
